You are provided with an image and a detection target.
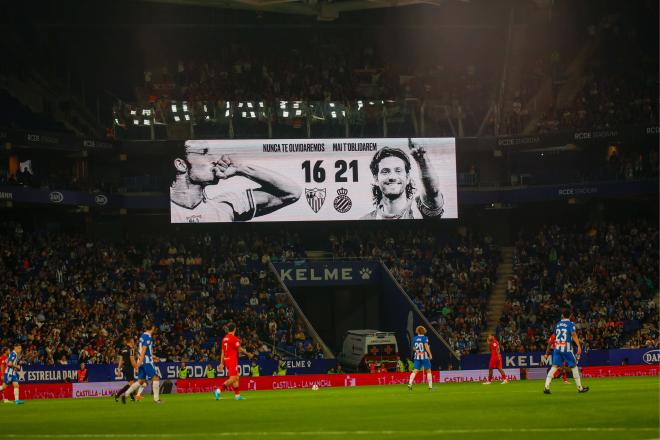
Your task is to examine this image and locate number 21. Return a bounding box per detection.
[335,160,358,182]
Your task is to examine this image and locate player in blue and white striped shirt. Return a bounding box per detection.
[407,326,433,391]
[122,323,162,404]
[544,309,589,394]
[0,344,24,405]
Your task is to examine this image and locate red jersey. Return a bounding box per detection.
[489,339,501,359]
[0,355,6,375]
[548,334,555,346]
[222,333,240,361]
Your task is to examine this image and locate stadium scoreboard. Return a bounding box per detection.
[169,137,457,223]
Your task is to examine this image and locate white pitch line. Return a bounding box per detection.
[0,427,658,438]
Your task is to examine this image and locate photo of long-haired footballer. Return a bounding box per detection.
[361,139,444,220]
[170,141,302,223]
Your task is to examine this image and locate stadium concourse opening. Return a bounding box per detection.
[273,258,459,370]
[289,284,382,353]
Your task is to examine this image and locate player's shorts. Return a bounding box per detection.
[224,359,239,377]
[488,357,503,370]
[413,359,432,370]
[552,351,577,368]
[122,367,135,382]
[137,364,157,380]
[3,372,18,384]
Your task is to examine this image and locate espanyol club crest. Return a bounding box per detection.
[305,188,326,213]
[333,187,352,213]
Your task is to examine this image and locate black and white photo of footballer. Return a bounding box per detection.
[361,139,444,219]
[170,141,302,223]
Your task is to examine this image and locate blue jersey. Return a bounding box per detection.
[553,319,576,353]
[5,351,18,376]
[412,335,429,360]
[139,332,155,366]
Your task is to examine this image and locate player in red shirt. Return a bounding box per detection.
[484,335,508,384]
[546,333,569,384]
[214,322,253,401]
[0,348,7,375]
[0,348,9,403]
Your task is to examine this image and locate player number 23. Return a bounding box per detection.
[555,328,567,342]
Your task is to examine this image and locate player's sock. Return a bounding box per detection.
[571,367,583,390]
[408,372,417,385]
[14,388,19,401]
[152,380,160,401]
[233,385,240,396]
[426,372,433,389]
[136,384,146,396]
[562,372,567,381]
[500,371,506,381]
[545,366,558,389]
[116,384,130,397]
[125,381,141,397]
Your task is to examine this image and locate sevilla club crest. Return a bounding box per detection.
[305,188,326,213]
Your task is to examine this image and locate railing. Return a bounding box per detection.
[267,260,335,359]
[112,98,463,140]
[259,337,304,361]
[379,261,461,363]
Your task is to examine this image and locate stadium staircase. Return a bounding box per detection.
[267,261,335,359]
[521,16,616,135]
[479,246,514,352]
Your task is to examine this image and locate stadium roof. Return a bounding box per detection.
[139,0,461,20]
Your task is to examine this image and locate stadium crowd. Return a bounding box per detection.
[0,222,319,366]
[122,8,659,139]
[127,31,496,137]
[498,221,659,353]
[139,35,494,108]
[0,220,503,363]
[1,218,658,367]
[533,13,657,134]
[533,72,657,135]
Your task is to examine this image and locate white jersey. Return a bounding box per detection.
[361,196,443,220]
[170,188,256,223]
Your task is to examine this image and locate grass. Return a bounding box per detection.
[0,377,658,440]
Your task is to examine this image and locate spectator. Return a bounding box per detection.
[178,362,189,379]
[500,221,658,352]
[77,364,88,383]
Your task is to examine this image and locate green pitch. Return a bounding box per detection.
[0,377,658,440]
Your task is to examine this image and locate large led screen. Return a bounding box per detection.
[170,138,457,223]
